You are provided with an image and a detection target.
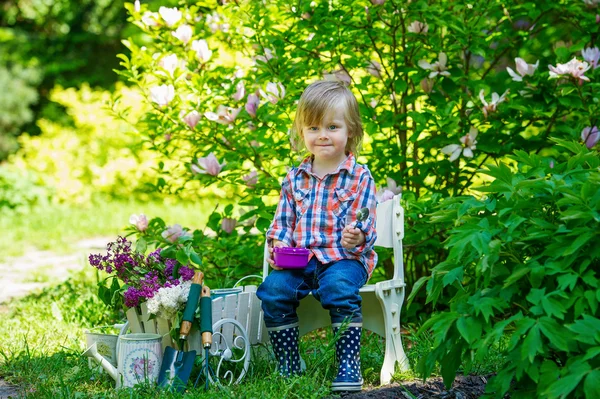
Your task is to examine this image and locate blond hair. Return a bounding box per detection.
[290,80,364,155]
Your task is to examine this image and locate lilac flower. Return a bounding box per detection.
[179,266,195,281]
[582,126,600,149]
[581,47,600,70]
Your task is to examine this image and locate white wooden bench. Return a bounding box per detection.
[260,193,410,384]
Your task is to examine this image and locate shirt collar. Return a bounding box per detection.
[297,152,356,176]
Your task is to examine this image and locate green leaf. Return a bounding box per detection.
[584,370,600,399]
[456,317,482,344]
[176,248,189,265]
[521,324,542,362]
[189,251,203,266]
[538,317,569,351]
[567,315,600,345]
[135,237,147,253]
[541,296,566,319]
[503,266,530,288]
[407,276,429,305]
[544,364,590,398]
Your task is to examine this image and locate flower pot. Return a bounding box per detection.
[85,329,119,372]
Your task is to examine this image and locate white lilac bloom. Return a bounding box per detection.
[129,214,148,232]
[221,218,237,234]
[418,52,451,78]
[149,84,175,107]
[205,105,241,125]
[441,127,478,162]
[245,94,260,118]
[172,24,193,44]
[191,39,212,63]
[407,20,429,34]
[367,60,382,78]
[233,81,245,101]
[581,47,600,69]
[582,126,600,149]
[192,152,226,176]
[506,57,539,81]
[548,58,591,82]
[182,110,201,129]
[147,281,192,320]
[159,6,182,27]
[259,82,286,104]
[479,89,509,118]
[161,224,189,243]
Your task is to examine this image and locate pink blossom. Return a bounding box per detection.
[192,153,225,176]
[407,21,429,34]
[172,25,193,44]
[479,89,509,118]
[149,84,175,107]
[506,57,539,81]
[205,105,241,125]
[418,53,450,78]
[420,78,434,93]
[367,61,382,78]
[242,170,258,188]
[182,110,201,129]
[259,82,286,105]
[548,58,591,82]
[376,189,395,203]
[129,214,148,232]
[323,69,352,85]
[191,39,212,62]
[162,224,190,243]
[581,47,600,69]
[221,218,237,234]
[441,127,478,162]
[233,81,245,101]
[582,126,599,149]
[245,94,260,118]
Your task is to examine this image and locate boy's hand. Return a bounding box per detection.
[342,226,366,249]
[268,240,286,270]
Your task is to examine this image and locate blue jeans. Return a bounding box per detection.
[257,258,368,328]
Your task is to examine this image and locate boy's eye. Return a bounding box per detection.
[328,125,337,130]
[308,126,318,131]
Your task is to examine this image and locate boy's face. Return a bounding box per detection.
[302,103,349,165]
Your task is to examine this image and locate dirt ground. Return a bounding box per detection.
[335,375,489,398]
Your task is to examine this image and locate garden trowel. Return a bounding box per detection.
[157,271,203,392]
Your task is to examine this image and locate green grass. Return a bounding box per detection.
[0,268,508,399]
[0,198,219,260]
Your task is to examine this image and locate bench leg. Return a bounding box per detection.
[375,283,410,385]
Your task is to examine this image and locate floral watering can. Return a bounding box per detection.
[83,333,163,388]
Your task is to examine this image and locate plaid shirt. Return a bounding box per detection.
[267,153,378,276]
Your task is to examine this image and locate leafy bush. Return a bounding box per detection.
[0,166,50,211]
[409,140,600,398]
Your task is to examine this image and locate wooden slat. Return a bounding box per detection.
[211,297,225,351]
[222,294,238,349]
[155,317,171,350]
[126,307,143,333]
[140,302,157,333]
[236,292,251,332]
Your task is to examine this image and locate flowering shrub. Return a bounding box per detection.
[89,236,195,309]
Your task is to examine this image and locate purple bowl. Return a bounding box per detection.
[273,247,310,269]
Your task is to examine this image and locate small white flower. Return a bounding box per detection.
[259,82,286,104]
[441,127,479,162]
[149,84,175,107]
[159,6,182,27]
[506,57,539,81]
[581,47,600,70]
[418,52,451,78]
[191,39,212,63]
[172,24,193,44]
[479,89,509,118]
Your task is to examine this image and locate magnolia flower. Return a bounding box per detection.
[134,0,140,12]
[192,153,225,176]
[141,11,159,27]
[548,58,591,82]
[479,89,509,118]
[159,6,181,27]
[245,94,260,118]
[159,54,179,75]
[149,84,175,107]
[255,48,275,64]
[242,170,258,188]
[506,57,539,81]
[192,39,212,63]
[233,81,245,101]
[370,0,385,5]
[367,61,382,78]
[369,98,378,108]
[259,82,286,104]
[172,24,193,44]
[407,20,429,34]
[376,189,395,203]
[418,52,451,78]
[221,218,237,234]
[385,177,402,195]
[205,105,241,125]
[582,126,600,149]
[323,69,352,85]
[420,78,434,93]
[582,47,600,69]
[441,127,478,162]
[162,224,188,243]
[129,214,148,232]
[182,110,201,129]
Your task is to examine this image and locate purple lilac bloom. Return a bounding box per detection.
[179,266,195,281]
[124,287,143,308]
[164,258,178,277]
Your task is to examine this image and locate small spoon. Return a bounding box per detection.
[353,207,370,229]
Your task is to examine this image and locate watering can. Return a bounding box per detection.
[83,333,163,388]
